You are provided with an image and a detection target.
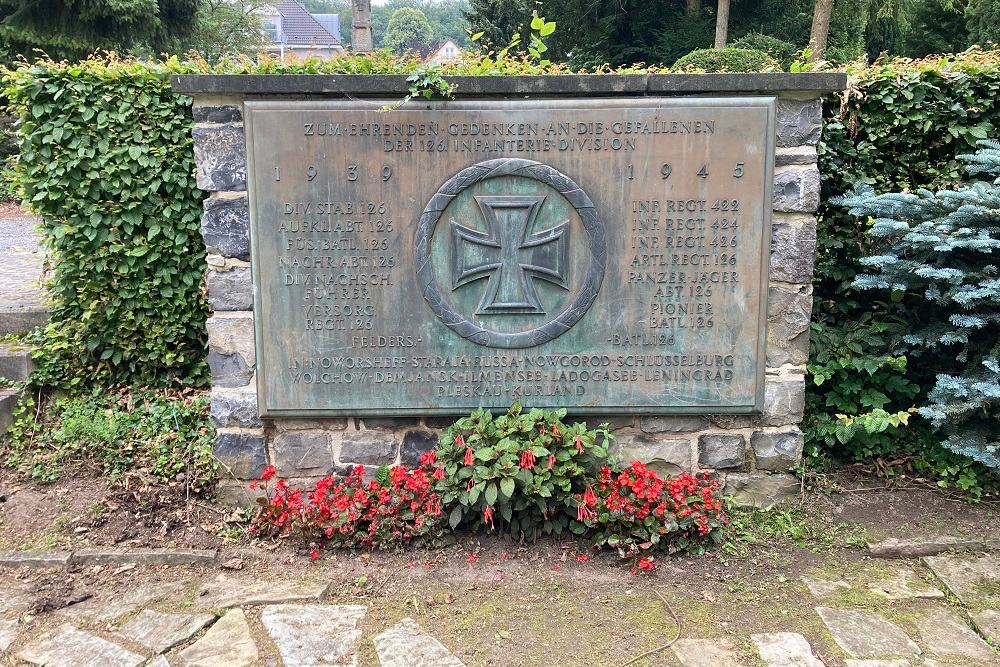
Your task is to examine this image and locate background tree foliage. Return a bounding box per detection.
[303,0,472,51]
[383,6,435,53]
[0,0,198,62]
[183,0,267,64]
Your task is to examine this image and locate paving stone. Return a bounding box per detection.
[866,567,944,601]
[670,638,742,667]
[751,632,823,667]
[971,609,1000,643]
[844,661,910,667]
[0,583,33,615]
[177,609,257,667]
[373,617,465,667]
[867,535,997,558]
[261,603,366,666]
[148,657,171,667]
[17,623,145,667]
[815,607,920,658]
[59,581,186,623]
[0,617,17,652]
[913,607,995,661]
[194,575,329,609]
[923,552,1000,608]
[118,609,215,654]
[800,575,850,598]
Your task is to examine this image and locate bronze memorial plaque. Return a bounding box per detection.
[245,98,774,416]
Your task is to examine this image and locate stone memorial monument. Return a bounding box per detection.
[173,73,845,504]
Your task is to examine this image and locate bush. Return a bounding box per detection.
[730,32,798,69]
[672,47,780,73]
[0,107,17,201]
[433,405,611,538]
[1,388,218,492]
[813,48,1000,494]
[4,56,209,389]
[843,140,1000,470]
[250,405,729,567]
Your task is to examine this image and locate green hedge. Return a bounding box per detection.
[811,48,1000,493]
[4,57,209,388]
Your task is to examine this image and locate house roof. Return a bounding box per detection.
[276,0,341,45]
[313,14,341,42]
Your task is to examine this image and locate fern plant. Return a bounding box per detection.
[843,140,1000,470]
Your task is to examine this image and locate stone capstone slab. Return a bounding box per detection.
[697,434,745,469]
[338,431,398,465]
[815,607,920,658]
[773,166,820,213]
[192,126,246,192]
[724,473,799,507]
[751,428,805,472]
[615,433,693,475]
[260,603,367,667]
[72,548,217,567]
[400,430,439,467]
[119,609,215,654]
[775,99,822,147]
[767,284,812,367]
[913,607,995,661]
[638,416,709,434]
[214,431,267,479]
[17,624,145,667]
[0,551,71,568]
[373,617,466,667]
[178,609,257,667]
[201,197,250,260]
[210,389,261,429]
[761,378,805,427]
[770,215,817,284]
[866,567,943,601]
[59,581,187,624]
[273,431,334,476]
[923,552,1000,608]
[670,638,742,667]
[194,574,330,609]
[751,632,823,667]
[206,267,253,311]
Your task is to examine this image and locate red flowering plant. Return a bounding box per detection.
[575,462,728,566]
[250,456,445,550]
[431,403,612,538]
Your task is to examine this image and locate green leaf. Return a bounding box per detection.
[500,477,515,498]
[485,482,498,506]
[449,506,463,529]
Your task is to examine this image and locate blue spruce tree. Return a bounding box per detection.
[842,140,1000,469]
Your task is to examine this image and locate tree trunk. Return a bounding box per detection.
[686,0,702,16]
[351,0,373,53]
[714,0,730,48]
[808,0,834,61]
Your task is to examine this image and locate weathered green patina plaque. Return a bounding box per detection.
[245,98,774,416]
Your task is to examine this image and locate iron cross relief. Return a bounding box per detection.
[450,195,570,315]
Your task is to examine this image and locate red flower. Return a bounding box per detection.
[551,424,559,435]
[483,505,494,528]
[455,433,466,447]
[467,553,479,563]
[519,450,536,469]
[577,503,596,522]
[583,485,597,507]
[547,454,556,470]
[575,554,590,562]
[637,557,656,571]
[261,465,277,481]
[419,451,436,466]
[575,436,583,454]
[309,549,320,561]
[463,447,475,466]
[433,467,445,480]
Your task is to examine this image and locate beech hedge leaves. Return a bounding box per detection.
[4,57,209,388]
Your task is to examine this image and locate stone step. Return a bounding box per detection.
[0,343,35,382]
[0,306,48,337]
[0,388,23,435]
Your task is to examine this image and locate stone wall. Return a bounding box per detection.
[188,85,824,506]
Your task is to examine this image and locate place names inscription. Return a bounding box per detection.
[245,98,774,416]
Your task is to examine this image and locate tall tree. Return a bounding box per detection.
[185,0,266,64]
[808,0,835,60]
[967,0,1000,46]
[0,0,198,61]
[463,0,532,51]
[715,0,731,46]
[383,6,433,53]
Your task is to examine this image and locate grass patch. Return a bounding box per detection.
[0,386,217,493]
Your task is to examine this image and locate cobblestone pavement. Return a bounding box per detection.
[0,217,45,312]
[0,549,996,666]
